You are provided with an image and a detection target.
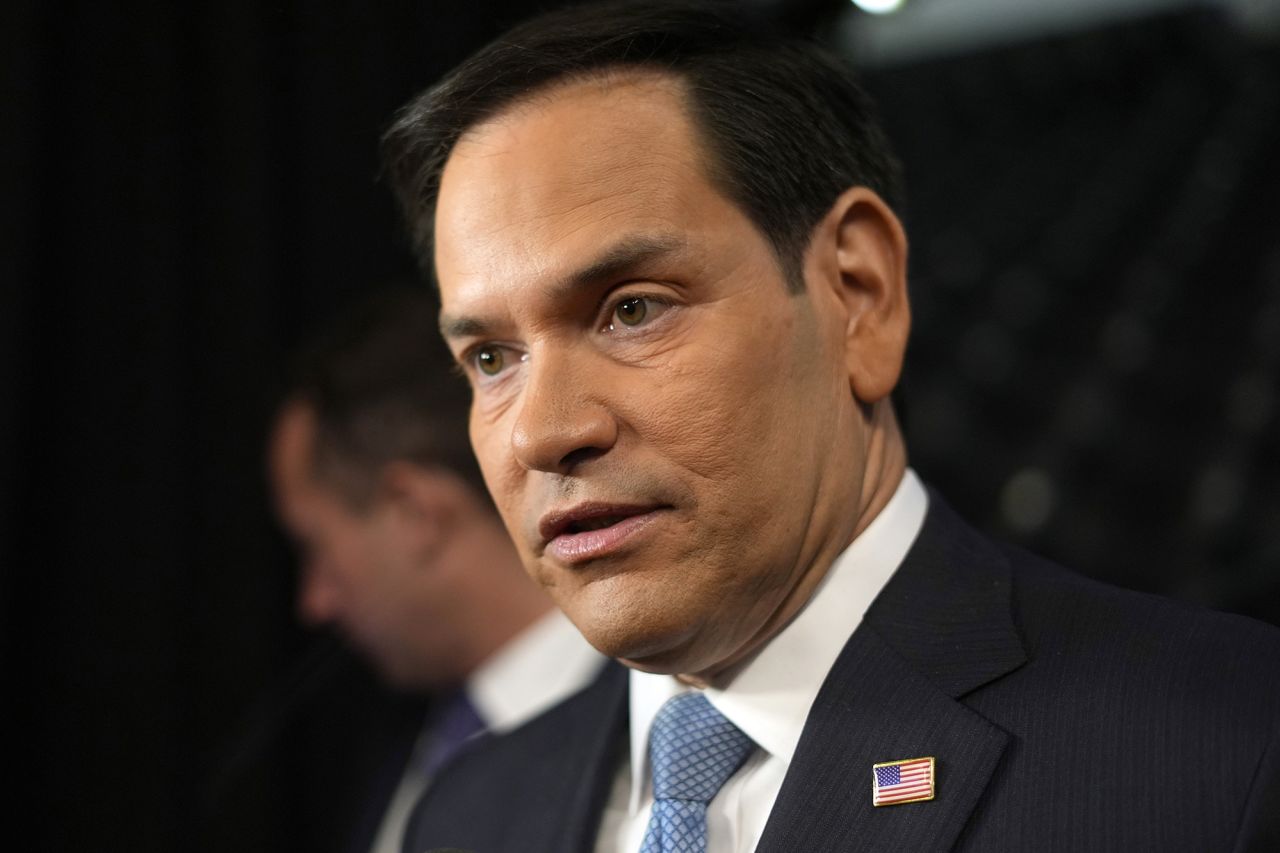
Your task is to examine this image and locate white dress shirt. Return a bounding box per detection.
[370,608,605,853]
[594,469,928,853]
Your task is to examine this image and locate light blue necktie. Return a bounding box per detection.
[639,692,757,853]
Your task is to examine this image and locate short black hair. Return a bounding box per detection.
[381,0,903,290]
[286,287,485,507]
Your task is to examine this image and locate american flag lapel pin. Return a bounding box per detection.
[872,756,936,806]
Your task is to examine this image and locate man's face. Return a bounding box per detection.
[435,75,870,677]
[269,402,460,688]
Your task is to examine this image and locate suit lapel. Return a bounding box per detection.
[403,661,626,853]
[555,662,631,853]
[758,494,1026,852]
[486,659,629,853]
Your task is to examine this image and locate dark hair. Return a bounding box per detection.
[381,0,903,290]
[286,286,485,507]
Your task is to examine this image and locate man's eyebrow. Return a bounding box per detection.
[438,233,687,341]
[438,313,488,340]
[563,233,687,293]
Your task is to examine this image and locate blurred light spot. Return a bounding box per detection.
[1001,468,1056,534]
[1101,313,1151,373]
[851,0,907,13]
[1191,464,1241,528]
[1227,374,1275,433]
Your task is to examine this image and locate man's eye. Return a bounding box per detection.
[606,296,668,331]
[474,345,505,376]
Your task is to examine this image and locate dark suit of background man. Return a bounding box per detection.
[379,3,1280,851]
[266,289,602,853]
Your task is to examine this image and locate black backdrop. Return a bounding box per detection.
[5,3,1278,852]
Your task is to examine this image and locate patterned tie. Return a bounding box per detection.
[639,692,757,853]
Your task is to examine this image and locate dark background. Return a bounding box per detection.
[5,2,1278,851]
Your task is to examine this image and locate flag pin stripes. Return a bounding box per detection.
[872,756,935,806]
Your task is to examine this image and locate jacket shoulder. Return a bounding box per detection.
[955,537,1280,850]
[1005,541,1280,693]
[403,661,627,853]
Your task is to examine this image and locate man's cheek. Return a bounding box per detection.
[638,356,759,479]
[474,430,520,499]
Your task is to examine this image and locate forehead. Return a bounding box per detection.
[272,401,318,482]
[433,73,726,304]
[272,402,356,506]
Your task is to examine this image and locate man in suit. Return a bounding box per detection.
[380,3,1280,850]
[266,288,603,853]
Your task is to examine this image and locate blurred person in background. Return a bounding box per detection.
[266,287,603,853]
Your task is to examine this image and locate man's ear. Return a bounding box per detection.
[377,462,464,564]
[809,186,910,404]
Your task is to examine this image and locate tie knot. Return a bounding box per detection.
[648,692,756,803]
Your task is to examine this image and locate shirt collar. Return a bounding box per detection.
[467,608,606,733]
[626,469,929,811]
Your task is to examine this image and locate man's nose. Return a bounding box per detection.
[511,356,618,474]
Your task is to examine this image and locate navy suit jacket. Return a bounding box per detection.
[404,494,1280,852]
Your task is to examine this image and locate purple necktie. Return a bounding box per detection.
[419,690,486,779]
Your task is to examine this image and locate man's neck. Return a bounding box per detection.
[684,401,907,686]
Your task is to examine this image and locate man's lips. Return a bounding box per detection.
[538,502,667,564]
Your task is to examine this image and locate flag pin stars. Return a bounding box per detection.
[872,756,936,806]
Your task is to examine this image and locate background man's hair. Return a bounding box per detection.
[381,0,903,291]
[286,286,485,507]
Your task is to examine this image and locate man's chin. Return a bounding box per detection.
[372,657,420,690]
[554,575,728,674]
[579,619,720,677]
[366,646,445,692]
[613,652,685,675]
